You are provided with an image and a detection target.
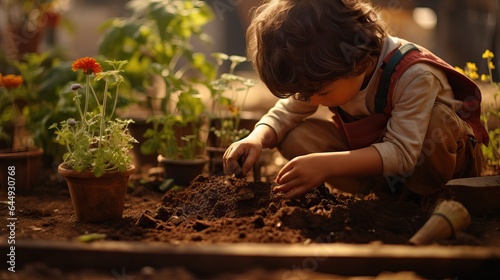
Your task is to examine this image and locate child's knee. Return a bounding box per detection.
[426,103,465,145]
[404,103,479,195]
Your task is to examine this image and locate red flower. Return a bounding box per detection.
[71,57,103,75]
[0,74,23,89]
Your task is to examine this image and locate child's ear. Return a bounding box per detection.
[353,55,376,75]
[356,55,373,70]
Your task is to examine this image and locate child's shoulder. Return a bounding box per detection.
[402,62,446,78]
[380,38,449,85]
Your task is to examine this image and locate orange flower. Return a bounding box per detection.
[228,103,239,114]
[0,74,23,89]
[71,57,103,75]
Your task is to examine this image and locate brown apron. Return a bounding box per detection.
[332,108,389,150]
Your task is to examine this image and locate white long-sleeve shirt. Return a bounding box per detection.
[257,36,464,176]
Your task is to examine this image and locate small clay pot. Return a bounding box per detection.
[0,148,43,193]
[58,164,135,223]
[157,155,207,186]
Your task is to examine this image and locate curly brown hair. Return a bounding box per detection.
[246,0,387,98]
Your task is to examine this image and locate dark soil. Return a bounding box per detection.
[7,173,500,246]
[2,165,500,279]
[138,176,442,245]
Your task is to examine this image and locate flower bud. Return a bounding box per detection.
[67,118,78,126]
[70,83,83,91]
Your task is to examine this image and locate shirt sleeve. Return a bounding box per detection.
[372,64,446,176]
[256,98,318,147]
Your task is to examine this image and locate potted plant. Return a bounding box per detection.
[0,67,44,193]
[97,0,216,167]
[20,52,78,166]
[206,53,257,175]
[2,51,78,169]
[50,57,137,223]
[141,86,208,189]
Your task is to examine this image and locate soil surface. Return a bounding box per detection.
[1,164,500,279]
[6,173,500,246]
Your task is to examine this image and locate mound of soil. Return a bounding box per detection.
[135,175,495,246]
[5,172,500,247]
[3,172,500,279]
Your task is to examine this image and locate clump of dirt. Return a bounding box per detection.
[136,175,451,245]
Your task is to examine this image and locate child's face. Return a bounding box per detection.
[307,73,365,107]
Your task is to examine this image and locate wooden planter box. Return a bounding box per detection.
[2,240,499,278]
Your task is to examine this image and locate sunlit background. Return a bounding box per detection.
[0,0,498,76]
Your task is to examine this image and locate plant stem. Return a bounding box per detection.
[488,57,500,133]
[8,92,19,150]
[235,86,251,130]
[75,92,85,125]
[90,81,101,107]
[174,64,191,80]
[109,83,119,120]
[98,81,108,150]
[168,51,182,75]
[83,74,90,127]
[488,57,494,87]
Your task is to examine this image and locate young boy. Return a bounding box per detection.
[222,0,488,205]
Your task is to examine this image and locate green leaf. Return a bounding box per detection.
[159,178,175,192]
[76,233,107,243]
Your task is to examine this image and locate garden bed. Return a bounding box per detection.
[1,166,500,279]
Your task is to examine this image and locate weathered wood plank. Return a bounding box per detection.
[2,239,499,278]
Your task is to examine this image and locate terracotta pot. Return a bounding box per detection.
[0,148,43,193]
[157,155,207,186]
[58,164,136,223]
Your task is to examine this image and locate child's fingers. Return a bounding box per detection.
[275,162,293,184]
[223,147,244,176]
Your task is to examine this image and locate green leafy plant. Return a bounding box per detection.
[98,0,216,115]
[0,52,52,151]
[208,53,257,148]
[0,51,90,162]
[0,72,30,150]
[456,49,500,170]
[6,52,75,157]
[20,54,77,161]
[50,57,137,177]
[140,88,206,160]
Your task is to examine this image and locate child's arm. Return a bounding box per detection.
[224,98,317,177]
[274,147,383,198]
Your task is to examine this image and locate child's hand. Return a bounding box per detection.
[223,139,263,177]
[274,154,327,198]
